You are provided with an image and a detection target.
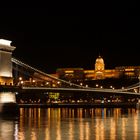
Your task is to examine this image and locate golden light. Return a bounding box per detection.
[32,80,35,83]
[125,68,134,71]
[100,86,103,89]
[65,70,74,73]
[96,84,99,87]
[46,82,49,85]
[19,77,22,81]
[80,83,83,86]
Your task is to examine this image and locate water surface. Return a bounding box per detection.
[0,108,140,140]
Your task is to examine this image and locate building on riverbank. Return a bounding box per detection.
[56,55,140,82]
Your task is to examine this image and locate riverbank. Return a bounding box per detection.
[18,102,139,108]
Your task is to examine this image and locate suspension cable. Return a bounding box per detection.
[12,57,86,88]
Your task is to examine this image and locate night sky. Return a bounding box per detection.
[0,5,139,73]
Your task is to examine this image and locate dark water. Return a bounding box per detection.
[0,107,140,140]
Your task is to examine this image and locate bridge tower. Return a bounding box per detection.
[0,39,19,116]
[0,39,16,85]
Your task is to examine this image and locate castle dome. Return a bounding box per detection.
[95,55,105,71]
[95,55,104,64]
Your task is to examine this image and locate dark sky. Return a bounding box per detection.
[0,5,139,73]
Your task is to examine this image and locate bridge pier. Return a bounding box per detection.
[0,39,19,116]
[0,92,19,116]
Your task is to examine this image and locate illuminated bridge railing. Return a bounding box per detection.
[21,86,140,96]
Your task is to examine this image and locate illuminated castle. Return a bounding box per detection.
[56,55,140,81]
[95,55,105,79]
[84,55,118,80]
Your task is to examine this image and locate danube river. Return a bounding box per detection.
[0,107,140,140]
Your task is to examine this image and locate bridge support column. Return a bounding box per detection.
[0,39,16,85]
[0,92,19,116]
[0,39,19,116]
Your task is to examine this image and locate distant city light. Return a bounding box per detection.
[86,85,88,87]
[46,82,49,85]
[96,84,99,87]
[19,77,22,81]
[80,83,83,86]
[0,39,12,46]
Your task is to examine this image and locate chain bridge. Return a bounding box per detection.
[0,39,140,115]
[11,57,140,96]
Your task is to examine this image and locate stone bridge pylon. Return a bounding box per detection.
[0,39,19,116]
[0,39,16,85]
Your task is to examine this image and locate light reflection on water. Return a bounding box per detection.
[0,108,140,140]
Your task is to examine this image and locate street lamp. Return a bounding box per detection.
[18,77,23,86]
[80,83,83,86]
[96,84,99,88]
[19,77,22,81]
[86,84,88,88]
